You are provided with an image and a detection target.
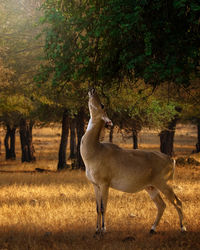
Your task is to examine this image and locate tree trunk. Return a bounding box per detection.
[160,119,177,157]
[4,124,16,160]
[109,126,114,143]
[69,118,76,160]
[196,119,200,153]
[57,109,69,170]
[10,126,16,160]
[160,107,181,156]
[76,107,85,170]
[4,125,10,160]
[19,119,36,162]
[132,128,138,149]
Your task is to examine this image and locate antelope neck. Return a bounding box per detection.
[85,118,105,144]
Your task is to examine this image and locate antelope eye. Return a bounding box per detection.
[101,104,104,109]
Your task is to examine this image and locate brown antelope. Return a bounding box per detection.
[80,88,186,235]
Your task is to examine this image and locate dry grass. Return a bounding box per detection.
[0,168,199,250]
[0,124,199,249]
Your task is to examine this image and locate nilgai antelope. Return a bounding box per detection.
[80,88,186,235]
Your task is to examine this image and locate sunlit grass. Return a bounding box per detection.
[0,167,199,250]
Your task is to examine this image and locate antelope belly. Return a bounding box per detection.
[110,178,142,193]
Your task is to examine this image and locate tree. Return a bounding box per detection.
[75,0,200,154]
[195,116,200,153]
[37,0,90,169]
[0,56,18,160]
[0,0,44,162]
[4,124,17,160]
[69,117,77,160]
[39,0,199,161]
[75,0,199,87]
[101,81,178,150]
[19,119,36,162]
[179,81,200,153]
[76,107,85,169]
[159,107,182,156]
[57,109,69,170]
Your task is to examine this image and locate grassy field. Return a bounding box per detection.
[0,124,199,249]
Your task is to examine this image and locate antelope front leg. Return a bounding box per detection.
[100,184,109,233]
[93,184,109,235]
[94,184,101,234]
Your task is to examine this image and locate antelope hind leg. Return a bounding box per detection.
[158,183,186,232]
[146,186,166,234]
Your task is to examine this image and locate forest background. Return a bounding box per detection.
[0,1,200,249]
[0,0,199,170]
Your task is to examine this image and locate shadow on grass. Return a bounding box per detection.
[0,225,200,250]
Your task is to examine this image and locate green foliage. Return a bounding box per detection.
[100,81,178,131]
[38,0,199,133]
[39,0,199,89]
[77,0,199,86]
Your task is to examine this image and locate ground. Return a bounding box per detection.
[0,124,199,250]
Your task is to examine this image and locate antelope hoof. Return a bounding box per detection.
[93,230,104,239]
[93,231,100,239]
[94,229,101,235]
[149,229,157,235]
[181,226,187,233]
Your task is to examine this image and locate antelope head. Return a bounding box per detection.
[88,88,113,127]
